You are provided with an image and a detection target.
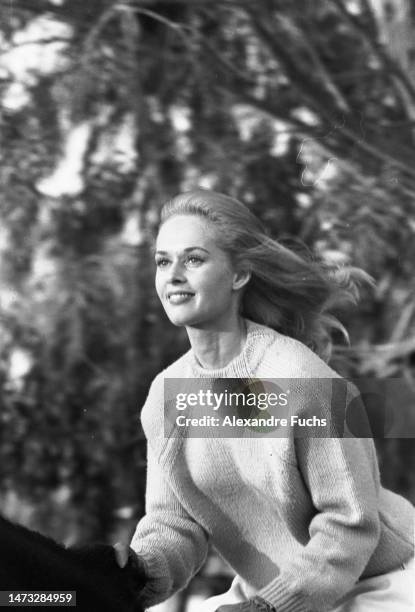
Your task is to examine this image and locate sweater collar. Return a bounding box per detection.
[187,318,269,379]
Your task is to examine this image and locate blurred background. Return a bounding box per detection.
[0,0,415,609]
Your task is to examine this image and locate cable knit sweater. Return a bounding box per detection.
[131,319,414,612]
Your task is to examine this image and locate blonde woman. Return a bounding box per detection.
[128,190,414,612]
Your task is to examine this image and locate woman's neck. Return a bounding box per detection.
[186,316,247,370]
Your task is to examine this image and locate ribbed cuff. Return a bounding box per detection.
[251,595,277,612]
[130,543,172,608]
[257,576,309,612]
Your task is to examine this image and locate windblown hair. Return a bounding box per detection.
[160,189,373,362]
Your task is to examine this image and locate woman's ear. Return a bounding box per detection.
[232,269,251,291]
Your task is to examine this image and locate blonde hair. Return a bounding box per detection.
[160,189,372,362]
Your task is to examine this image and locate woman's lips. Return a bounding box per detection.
[167,292,194,304]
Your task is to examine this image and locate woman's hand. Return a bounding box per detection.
[215,596,276,612]
[113,542,148,593]
[69,541,147,599]
[113,542,132,568]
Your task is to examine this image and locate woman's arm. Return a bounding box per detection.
[130,444,210,608]
[256,385,382,612]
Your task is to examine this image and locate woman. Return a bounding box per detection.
[129,189,414,612]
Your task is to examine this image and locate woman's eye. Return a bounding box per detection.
[155,255,204,268]
[185,256,203,266]
[155,258,169,268]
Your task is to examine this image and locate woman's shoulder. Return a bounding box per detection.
[248,319,341,380]
[250,323,356,422]
[140,350,193,424]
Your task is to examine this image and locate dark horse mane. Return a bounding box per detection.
[0,514,145,611]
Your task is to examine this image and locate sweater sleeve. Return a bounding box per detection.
[257,383,381,612]
[130,444,209,608]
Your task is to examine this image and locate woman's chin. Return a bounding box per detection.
[166,311,210,328]
[165,311,196,327]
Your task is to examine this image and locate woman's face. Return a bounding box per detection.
[155,215,245,329]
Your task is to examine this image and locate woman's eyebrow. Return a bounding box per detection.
[155,247,210,255]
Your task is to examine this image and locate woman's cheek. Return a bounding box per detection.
[154,274,164,300]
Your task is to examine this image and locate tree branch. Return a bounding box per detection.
[332,0,415,104]
[240,4,415,181]
[297,24,351,113]
[244,6,343,126]
[123,0,252,6]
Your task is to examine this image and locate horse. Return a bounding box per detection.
[0,514,146,611]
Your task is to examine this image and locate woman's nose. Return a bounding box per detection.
[168,260,186,282]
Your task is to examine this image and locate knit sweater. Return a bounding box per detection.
[131,319,414,612]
